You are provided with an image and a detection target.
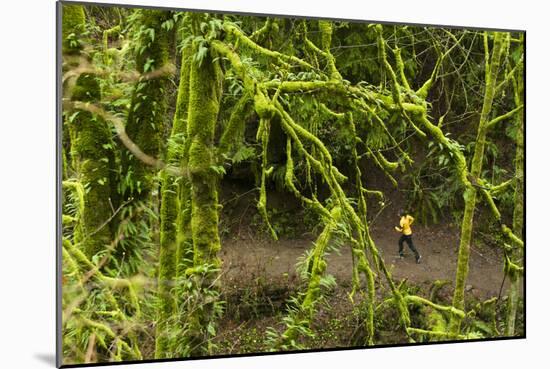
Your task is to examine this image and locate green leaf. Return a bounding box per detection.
[194,44,208,66]
[210,165,226,176]
[232,146,256,163]
[143,58,155,73]
[68,111,80,123]
[207,323,216,336]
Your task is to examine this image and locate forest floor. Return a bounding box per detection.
[210,182,523,354]
[212,221,514,354]
[220,221,508,305]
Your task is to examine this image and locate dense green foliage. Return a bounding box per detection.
[60,3,525,365]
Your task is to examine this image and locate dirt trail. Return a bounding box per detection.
[220,223,508,300]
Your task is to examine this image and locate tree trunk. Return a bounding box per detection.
[155,37,193,358]
[121,9,171,201]
[183,34,224,355]
[449,31,507,336]
[505,39,524,336]
[63,4,116,258]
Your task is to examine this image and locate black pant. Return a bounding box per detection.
[399,234,419,259]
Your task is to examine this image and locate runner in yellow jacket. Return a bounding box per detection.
[395,209,422,263]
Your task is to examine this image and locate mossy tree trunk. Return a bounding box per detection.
[449,32,508,336]
[122,9,171,201]
[155,33,193,358]
[182,31,224,356]
[63,4,116,259]
[505,40,524,336]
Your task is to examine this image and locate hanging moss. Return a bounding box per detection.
[257,117,278,240]
[219,92,253,155]
[277,207,341,348]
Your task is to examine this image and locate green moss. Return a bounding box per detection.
[181,39,224,356]
[225,23,313,70]
[219,93,253,155]
[318,21,332,51]
[121,9,171,201]
[506,42,524,336]
[449,32,507,337]
[253,91,277,120]
[155,170,179,359]
[172,44,192,137]
[173,34,195,282]
[158,44,194,315]
[75,159,113,257]
[71,73,101,102]
[393,48,411,91]
[64,10,115,259]
[134,10,171,73]
[62,4,86,54]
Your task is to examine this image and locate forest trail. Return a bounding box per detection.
[220,222,507,300]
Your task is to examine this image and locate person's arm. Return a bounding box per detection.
[408,215,415,225]
[395,217,404,232]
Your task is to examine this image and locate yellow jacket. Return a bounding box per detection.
[395,215,414,235]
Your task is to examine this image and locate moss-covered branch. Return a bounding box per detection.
[224,23,314,70]
[375,25,427,138]
[486,105,524,130]
[416,31,464,100]
[405,295,465,319]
